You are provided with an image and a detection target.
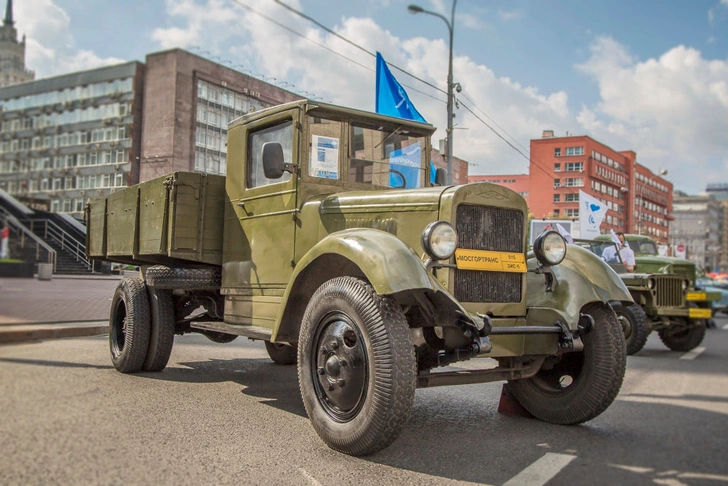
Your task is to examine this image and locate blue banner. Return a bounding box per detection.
[389,142,422,188]
[375,52,426,123]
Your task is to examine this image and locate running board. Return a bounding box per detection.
[190,321,272,341]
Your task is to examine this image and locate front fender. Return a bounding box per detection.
[527,244,633,328]
[272,228,483,341]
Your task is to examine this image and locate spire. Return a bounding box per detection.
[3,0,13,26]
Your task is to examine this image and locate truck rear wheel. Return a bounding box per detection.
[658,320,706,352]
[507,302,626,425]
[614,303,650,355]
[109,277,151,373]
[298,277,416,456]
[143,287,175,372]
[265,341,297,365]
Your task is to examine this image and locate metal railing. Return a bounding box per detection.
[29,218,91,271]
[0,207,57,271]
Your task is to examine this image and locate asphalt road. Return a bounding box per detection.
[1,318,727,485]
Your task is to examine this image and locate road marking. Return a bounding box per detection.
[680,347,705,360]
[298,467,323,486]
[502,453,576,486]
[722,324,728,330]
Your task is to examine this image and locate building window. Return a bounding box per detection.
[564,193,579,202]
[553,194,561,203]
[554,148,561,157]
[554,178,561,188]
[554,163,561,172]
[565,146,584,156]
[564,178,583,187]
[565,208,579,217]
[565,162,583,172]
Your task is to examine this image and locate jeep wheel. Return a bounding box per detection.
[658,321,706,352]
[265,341,297,365]
[507,302,626,425]
[298,277,416,456]
[614,303,650,355]
[143,287,175,372]
[109,277,151,373]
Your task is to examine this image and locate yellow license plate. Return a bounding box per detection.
[455,249,527,273]
[686,292,706,301]
[688,308,712,319]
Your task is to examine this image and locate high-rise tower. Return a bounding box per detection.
[0,0,34,87]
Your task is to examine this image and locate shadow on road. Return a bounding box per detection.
[0,356,113,370]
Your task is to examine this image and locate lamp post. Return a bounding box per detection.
[408,0,458,184]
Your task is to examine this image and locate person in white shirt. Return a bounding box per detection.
[602,232,635,272]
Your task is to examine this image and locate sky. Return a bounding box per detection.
[12,0,728,195]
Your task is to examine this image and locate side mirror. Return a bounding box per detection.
[262,142,285,179]
[435,168,447,186]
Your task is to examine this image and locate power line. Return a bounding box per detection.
[230,0,446,104]
[269,0,447,96]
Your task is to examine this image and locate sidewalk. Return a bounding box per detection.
[0,273,126,344]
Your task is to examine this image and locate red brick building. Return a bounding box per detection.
[467,131,673,243]
[469,174,530,199]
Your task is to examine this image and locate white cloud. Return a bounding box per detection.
[498,10,523,22]
[14,0,124,78]
[145,0,572,178]
[576,36,728,193]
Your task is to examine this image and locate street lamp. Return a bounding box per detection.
[408,0,458,185]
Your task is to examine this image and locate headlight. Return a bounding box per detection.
[533,231,566,266]
[647,278,655,289]
[421,221,458,260]
[682,279,688,290]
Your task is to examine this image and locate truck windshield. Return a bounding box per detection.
[627,240,658,256]
[348,122,426,189]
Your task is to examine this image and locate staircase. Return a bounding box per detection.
[1,190,93,275]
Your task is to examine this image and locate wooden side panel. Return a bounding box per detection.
[105,188,139,257]
[86,197,107,258]
[138,176,170,256]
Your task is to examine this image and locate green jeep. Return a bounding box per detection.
[87,100,631,456]
[592,234,716,353]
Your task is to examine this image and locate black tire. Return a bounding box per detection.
[658,321,706,352]
[146,265,221,290]
[508,302,626,425]
[201,331,238,343]
[109,277,151,373]
[614,303,650,355]
[143,287,175,372]
[298,277,416,456]
[265,341,297,365]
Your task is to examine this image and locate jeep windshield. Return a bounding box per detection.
[306,115,428,189]
[626,240,658,256]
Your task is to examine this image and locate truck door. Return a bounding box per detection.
[225,109,299,325]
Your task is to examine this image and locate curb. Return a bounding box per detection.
[0,324,109,344]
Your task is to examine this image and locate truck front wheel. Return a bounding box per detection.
[298,277,416,456]
[109,277,151,373]
[507,302,626,425]
[614,303,650,355]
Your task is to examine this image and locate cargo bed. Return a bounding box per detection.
[86,172,225,267]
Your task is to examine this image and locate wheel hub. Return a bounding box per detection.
[313,317,368,420]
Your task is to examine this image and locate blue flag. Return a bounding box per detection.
[375,52,426,123]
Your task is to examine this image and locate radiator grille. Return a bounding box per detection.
[454,205,524,303]
[654,276,686,308]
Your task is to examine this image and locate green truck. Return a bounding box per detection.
[87,100,631,456]
[591,235,716,354]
